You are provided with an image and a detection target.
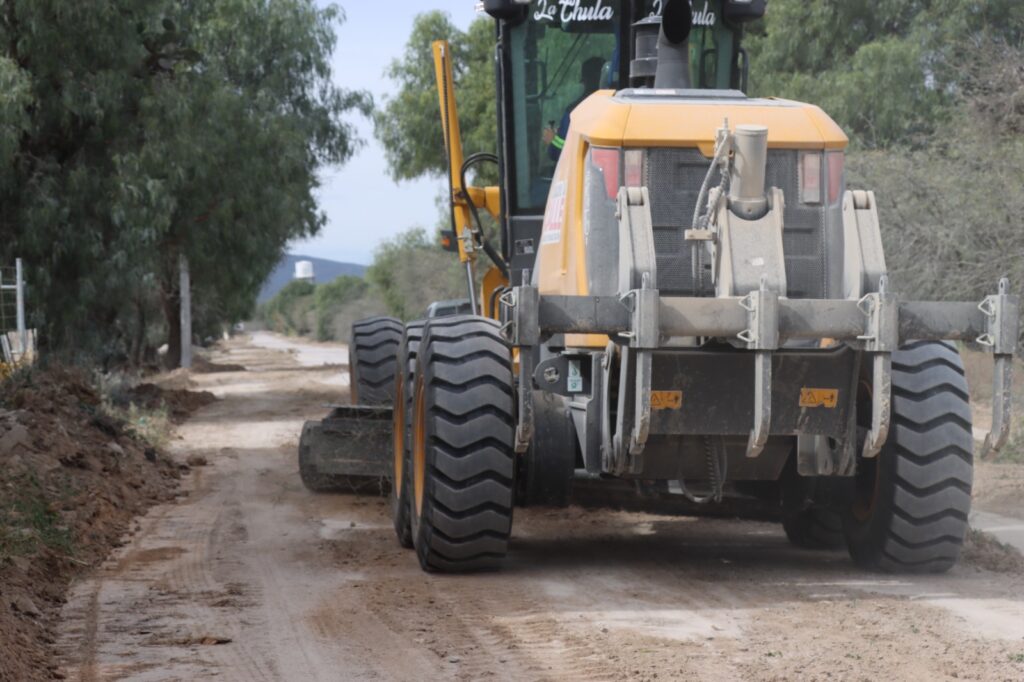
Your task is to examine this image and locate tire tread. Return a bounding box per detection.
[412,316,515,573]
[845,341,973,573]
[350,317,403,405]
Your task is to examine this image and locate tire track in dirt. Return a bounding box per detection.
[350,570,614,681]
[54,334,1024,681]
[68,504,176,682]
[161,485,278,682]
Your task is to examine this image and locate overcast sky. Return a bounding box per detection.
[292,2,481,265]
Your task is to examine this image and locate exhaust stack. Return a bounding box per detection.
[654,0,693,89]
[729,125,769,220]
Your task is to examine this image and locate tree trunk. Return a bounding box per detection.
[132,296,147,368]
[163,287,181,370]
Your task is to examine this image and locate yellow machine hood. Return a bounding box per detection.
[574,90,848,155]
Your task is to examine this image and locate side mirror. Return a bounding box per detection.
[723,0,767,23]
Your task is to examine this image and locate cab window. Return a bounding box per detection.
[507,1,625,212]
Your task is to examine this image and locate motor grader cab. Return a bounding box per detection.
[300,0,1019,575]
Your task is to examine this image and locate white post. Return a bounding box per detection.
[179,253,192,369]
[15,258,26,358]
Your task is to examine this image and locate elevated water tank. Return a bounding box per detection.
[294,260,315,282]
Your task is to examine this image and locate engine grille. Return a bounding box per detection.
[645,148,827,298]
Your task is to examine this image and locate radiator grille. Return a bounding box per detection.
[645,148,827,298]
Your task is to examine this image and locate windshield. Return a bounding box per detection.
[504,1,737,213]
[507,1,626,212]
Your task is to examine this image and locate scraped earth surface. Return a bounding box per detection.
[56,334,1024,681]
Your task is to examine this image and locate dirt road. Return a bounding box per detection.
[56,334,1024,681]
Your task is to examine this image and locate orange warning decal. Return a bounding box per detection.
[651,390,683,410]
[799,388,839,408]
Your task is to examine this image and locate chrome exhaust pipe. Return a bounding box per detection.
[729,124,769,220]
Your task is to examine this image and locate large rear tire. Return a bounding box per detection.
[390,321,424,549]
[349,317,402,405]
[843,341,973,573]
[409,316,515,572]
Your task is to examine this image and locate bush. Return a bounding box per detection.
[260,280,316,336]
[324,288,390,343]
[259,275,392,342]
[313,276,368,341]
[366,228,467,320]
[847,114,1024,335]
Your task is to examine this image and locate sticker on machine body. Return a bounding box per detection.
[651,390,683,410]
[567,359,583,393]
[799,388,839,408]
[541,181,567,245]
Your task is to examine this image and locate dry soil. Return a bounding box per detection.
[55,334,1024,681]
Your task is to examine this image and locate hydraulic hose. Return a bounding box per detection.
[459,152,509,278]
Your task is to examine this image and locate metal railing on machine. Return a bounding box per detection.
[0,258,35,367]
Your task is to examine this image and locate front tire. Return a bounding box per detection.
[409,316,515,572]
[390,322,424,549]
[843,341,974,573]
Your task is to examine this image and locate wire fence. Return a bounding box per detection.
[0,264,19,333]
[0,259,33,365]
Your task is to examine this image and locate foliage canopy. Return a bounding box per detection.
[0,0,367,366]
[745,0,1024,147]
[373,12,496,183]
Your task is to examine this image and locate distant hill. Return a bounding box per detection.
[258,254,366,303]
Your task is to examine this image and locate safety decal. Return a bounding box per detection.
[541,181,566,245]
[650,390,683,410]
[567,359,583,393]
[799,388,839,409]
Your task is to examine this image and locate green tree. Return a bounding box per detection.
[261,279,316,336]
[744,0,1024,147]
[373,12,497,182]
[0,0,367,367]
[117,0,370,366]
[847,36,1024,322]
[366,228,465,320]
[314,275,367,340]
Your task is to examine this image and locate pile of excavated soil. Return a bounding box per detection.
[0,367,181,681]
[962,528,1024,573]
[123,382,217,423]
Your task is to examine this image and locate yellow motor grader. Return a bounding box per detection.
[299,0,1019,574]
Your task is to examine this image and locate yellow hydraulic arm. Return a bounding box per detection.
[432,40,506,318]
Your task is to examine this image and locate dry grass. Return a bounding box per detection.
[102,401,173,449]
[96,371,174,448]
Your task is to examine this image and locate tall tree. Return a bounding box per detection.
[118,0,369,366]
[848,35,1024,327]
[744,0,1024,148]
[0,0,367,366]
[373,12,496,183]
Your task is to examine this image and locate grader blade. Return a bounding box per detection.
[298,405,392,493]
